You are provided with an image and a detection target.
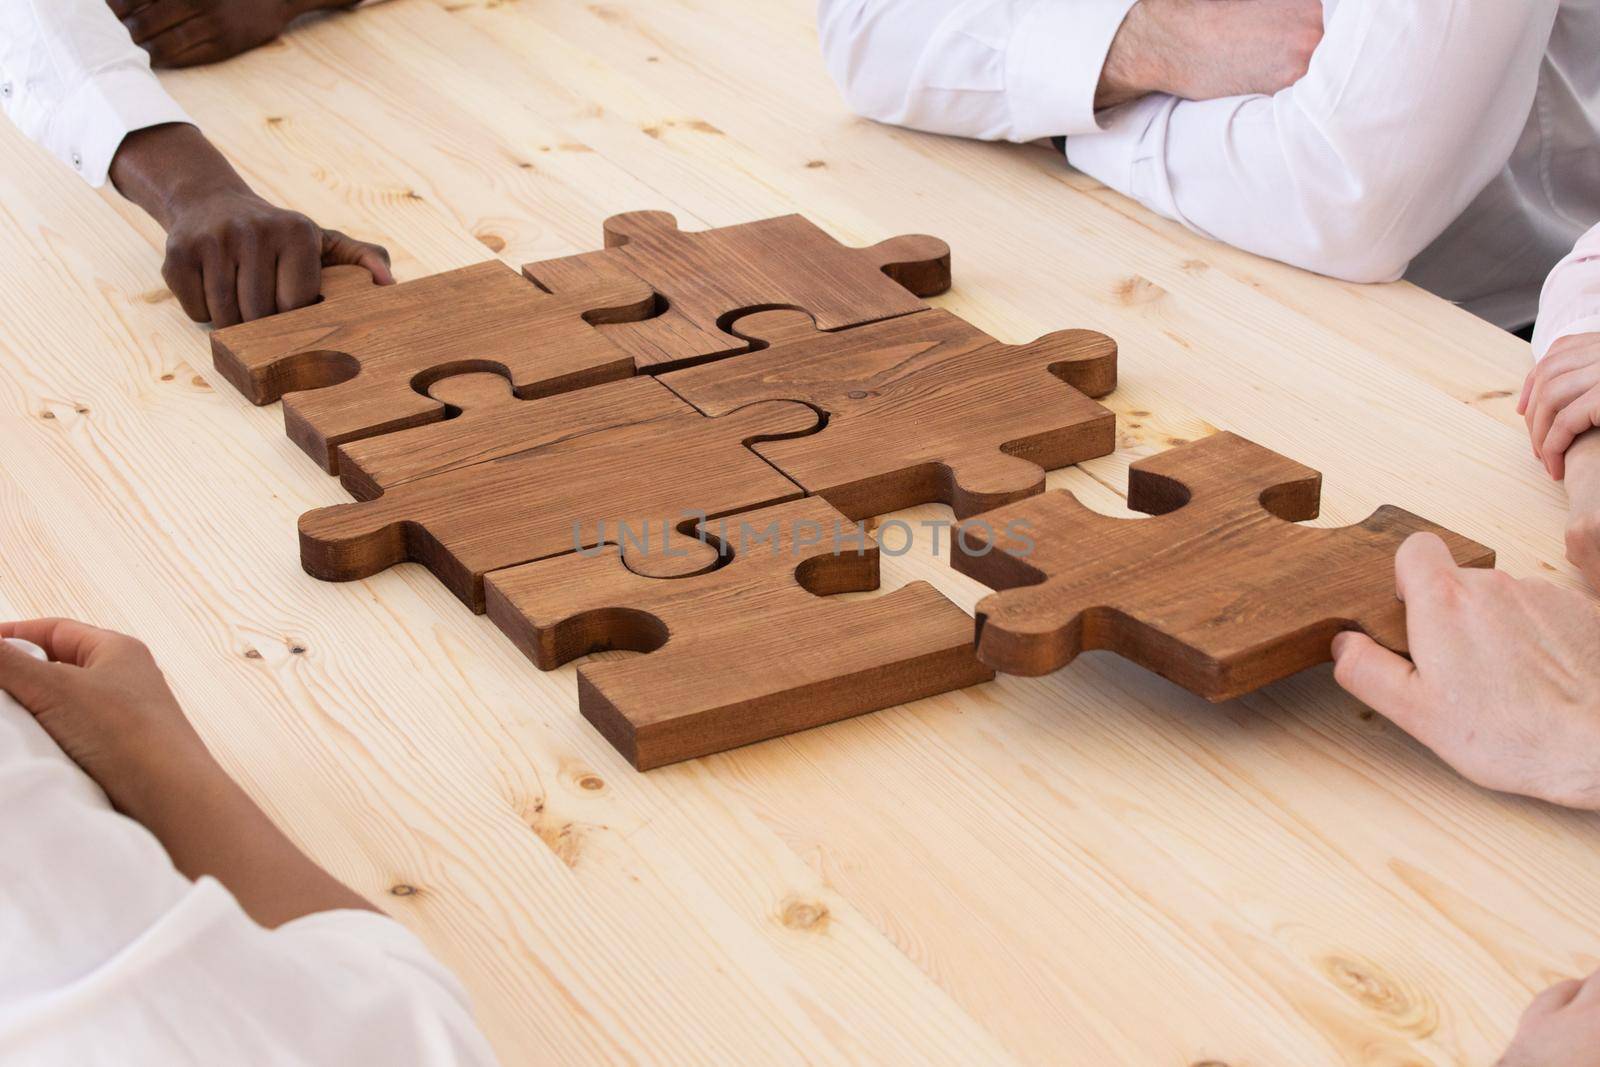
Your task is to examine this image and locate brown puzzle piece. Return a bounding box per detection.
[210,261,656,473]
[662,308,1117,519]
[522,211,950,370]
[953,432,1496,701]
[298,376,821,611]
[485,497,994,770]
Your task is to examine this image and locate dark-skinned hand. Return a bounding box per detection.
[108,0,356,69]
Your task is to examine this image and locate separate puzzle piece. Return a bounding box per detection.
[522,211,951,370]
[485,497,994,770]
[953,432,1496,701]
[299,376,821,611]
[661,308,1117,519]
[211,260,656,473]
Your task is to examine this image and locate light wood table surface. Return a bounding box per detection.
[2,1,1596,1063]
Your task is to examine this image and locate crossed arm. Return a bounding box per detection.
[823,0,1557,283]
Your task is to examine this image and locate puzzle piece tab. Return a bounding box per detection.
[522,212,950,370]
[211,260,655,473]
[953,432,1496,701]
[661,308,1117,519]
[298,376,820,611]
[485,497,994,770]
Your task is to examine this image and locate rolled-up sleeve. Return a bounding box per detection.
[1533,223,1600,360]
[0,0,193,186]
[817,0,1139,142]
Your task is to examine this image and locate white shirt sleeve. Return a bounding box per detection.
[1065,0,1562,283]
[1532,223,1600,360]
[0,639,501,1067]
[816,0,1141,141]
[0,0,194,186]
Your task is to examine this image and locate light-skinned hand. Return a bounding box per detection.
[1520,332,1600,481]
[1330,533,1600,809]
[1498,969,1600,1067]
[1561,431,1600,588]
[1099,0,1324,108]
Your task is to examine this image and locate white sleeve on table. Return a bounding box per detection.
[0,0,193,186]
[817,0,1140,141]
[0,638,500,1067]
[1533,223,1600,360]
[1065,0,1561,283]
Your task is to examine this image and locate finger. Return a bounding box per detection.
[106,0,152,16]
[161,245,210,323]
[1393,532,1460,606]
[0,637,72,713]
[1524,977,1584,1017]
[322,229,394,285]
[0,618,123,668]
[201,243,241,328]
[1542,393,1600,480]
[1331,631,1422,724]
[275,227,321,312]
[1530,370,1600,470]
[144,21,222,68]
[1518,366,1536,416]
[236,239,279,323]
[122,1,204,44]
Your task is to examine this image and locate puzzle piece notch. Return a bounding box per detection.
[523,211,952,371]
[660,307,1117,520]
[953,432,1496,701]
[211,259,657,474]
[485,497,993,770]
[298,377,822,612]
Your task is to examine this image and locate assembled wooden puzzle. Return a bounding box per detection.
[212,212,1493,768]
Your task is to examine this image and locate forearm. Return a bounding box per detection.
[108,122,251,230]
[121,749,379,928]
[1097,0,1321,109]
[1069,0,1559,282]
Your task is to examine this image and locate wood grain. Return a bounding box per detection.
[523,211,950,370]
[663,307,1117,518]
[299,377,820,611]
[955,432,1498,700]
[211,259,655,473]
[1,0,1594,1062]
[486,497,993,770]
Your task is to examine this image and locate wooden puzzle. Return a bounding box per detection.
[485,497,994,770]
[299,377,818,611]
[952,433,1497,701]
[210,211,1496,767]
[211,260,655,472]
[661,307,1117,518]
[522,211,951,369]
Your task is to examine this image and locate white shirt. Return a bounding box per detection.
[1534,223,1600,358]
[0,639,501,1067]
[0,0,193,186]
[818,0,1600,330]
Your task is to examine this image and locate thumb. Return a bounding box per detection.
[321,228,394,285]
[1331,631,1422,728]
[0,638,70,716]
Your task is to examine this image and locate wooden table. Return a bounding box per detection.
[2,2,1596,1062]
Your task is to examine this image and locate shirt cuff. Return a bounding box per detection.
[48,68,193,187]
[1006,0,1140,139]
